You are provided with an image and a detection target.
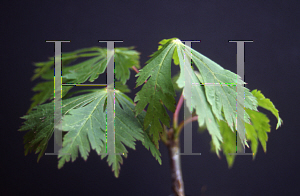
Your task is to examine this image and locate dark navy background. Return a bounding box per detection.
[1,1,299,195]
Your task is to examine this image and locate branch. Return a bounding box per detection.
[173,92,184,130]
[177,115,198,136]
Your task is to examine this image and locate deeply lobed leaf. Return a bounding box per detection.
[211,89,283,167]
[134,39,177,148]
[19,89,102,162]
[173,39,258,151]
[175,43,223,154]
[251,89,283,129]
[27,46,140,113]
[57,90,108,168]
[20,88,162,178]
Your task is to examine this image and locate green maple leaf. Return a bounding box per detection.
[63,47,140,85]
[31,47,101,81]
[134,38,177,148]
[251,89,283,129]
[27,47,103,113]
[245,110,269,156]
[210,89,283,168]
[172,39,258,153]
[57,89,108,169]
[27,46,140,113]
[100,90,161,177]
[63,55,107,83]
[210,119,236,167]
[175,43,223,154]
[245,89,283,158]
[19,89,102,162]
[20,87,161,178]
[57,88,160,177]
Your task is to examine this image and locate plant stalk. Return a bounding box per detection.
[166,130,185,196]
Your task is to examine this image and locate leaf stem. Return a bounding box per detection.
[177,115,198,136]
[131,65,140,73]
[173,92,184,133]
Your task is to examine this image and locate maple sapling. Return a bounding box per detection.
[19,38,283,196]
